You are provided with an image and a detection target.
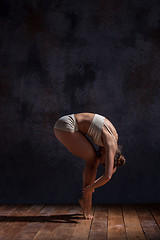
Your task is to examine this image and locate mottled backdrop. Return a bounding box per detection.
[0,0,160,204]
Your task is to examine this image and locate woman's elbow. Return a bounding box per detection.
[104,175,112,181]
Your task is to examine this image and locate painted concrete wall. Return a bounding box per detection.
[0,0,160,203]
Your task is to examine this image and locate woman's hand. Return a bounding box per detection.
[82,185,93,196]
[112,166,117,175]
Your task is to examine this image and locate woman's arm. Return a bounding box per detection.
[85,174,110,191]
[112,166,117,175]
[92,166,117,191]
[83,143,115,194]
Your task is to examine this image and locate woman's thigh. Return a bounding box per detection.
[54,128,99,165]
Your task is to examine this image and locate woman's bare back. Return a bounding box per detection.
[75,112,118,141]
[75,112,95,134]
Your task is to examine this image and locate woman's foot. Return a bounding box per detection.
[78,196,93,220]
[83,213,94,219]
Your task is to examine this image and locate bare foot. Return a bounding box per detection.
[83,213,94,220]
[78,197,94,220]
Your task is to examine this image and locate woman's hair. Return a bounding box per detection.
[114,145,126,168]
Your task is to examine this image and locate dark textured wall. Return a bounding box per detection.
[0,0,160,204]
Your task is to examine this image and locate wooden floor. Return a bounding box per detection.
[0,204,160,240]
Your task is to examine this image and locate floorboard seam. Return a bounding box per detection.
[148,204,160,230]
[134,204,147,240]
[121,204,128,240]
[87,204,95,240]
[68,204,81,240]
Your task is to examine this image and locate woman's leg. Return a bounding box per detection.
[54,128,100,218]
[80,162,98,217]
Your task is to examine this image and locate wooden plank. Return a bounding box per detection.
[13,204,53,240]
[0,204,17,216]
[0,204,159,240]
[136,204,160,240]
[108,204,126,240]
[122,204,146,240]
[33,204,69,240]
[49,204,82,240]
[0,205,8,213]
[0,204,22,239]
[0,204,15,221]
[0,204,43,240]
[88,204,108,240]
[70,205,94,240]
[148,204,160,229]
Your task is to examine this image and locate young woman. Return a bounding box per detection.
[53,113,125,219]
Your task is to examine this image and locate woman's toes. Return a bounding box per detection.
[83,214,94,220]
[87,215,94,220]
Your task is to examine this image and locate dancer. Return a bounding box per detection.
[54,113,125,219]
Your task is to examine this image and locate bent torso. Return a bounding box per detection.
[75,112,118,144]
[74,112,94,134]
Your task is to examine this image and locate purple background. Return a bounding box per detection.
[0,0,160,203]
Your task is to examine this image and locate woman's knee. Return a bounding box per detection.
[54,129,100,166]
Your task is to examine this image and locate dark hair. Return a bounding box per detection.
[114,145,126,168]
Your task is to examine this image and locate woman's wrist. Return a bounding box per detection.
[82,184,94,196]
[89,184,95,191]
[85,185,93,191]
[90,175,110,190]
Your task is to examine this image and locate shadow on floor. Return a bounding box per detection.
[0,213,84,223]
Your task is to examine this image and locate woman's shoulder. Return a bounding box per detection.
[102,118,118,143]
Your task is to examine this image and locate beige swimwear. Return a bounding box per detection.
[54,113,116,146]
[54,114,78,132]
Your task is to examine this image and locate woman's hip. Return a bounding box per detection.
[54,114,78,132]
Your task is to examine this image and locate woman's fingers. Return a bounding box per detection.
[83,186,94,196]
[82,188,88,196]
[82,189,87,194]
